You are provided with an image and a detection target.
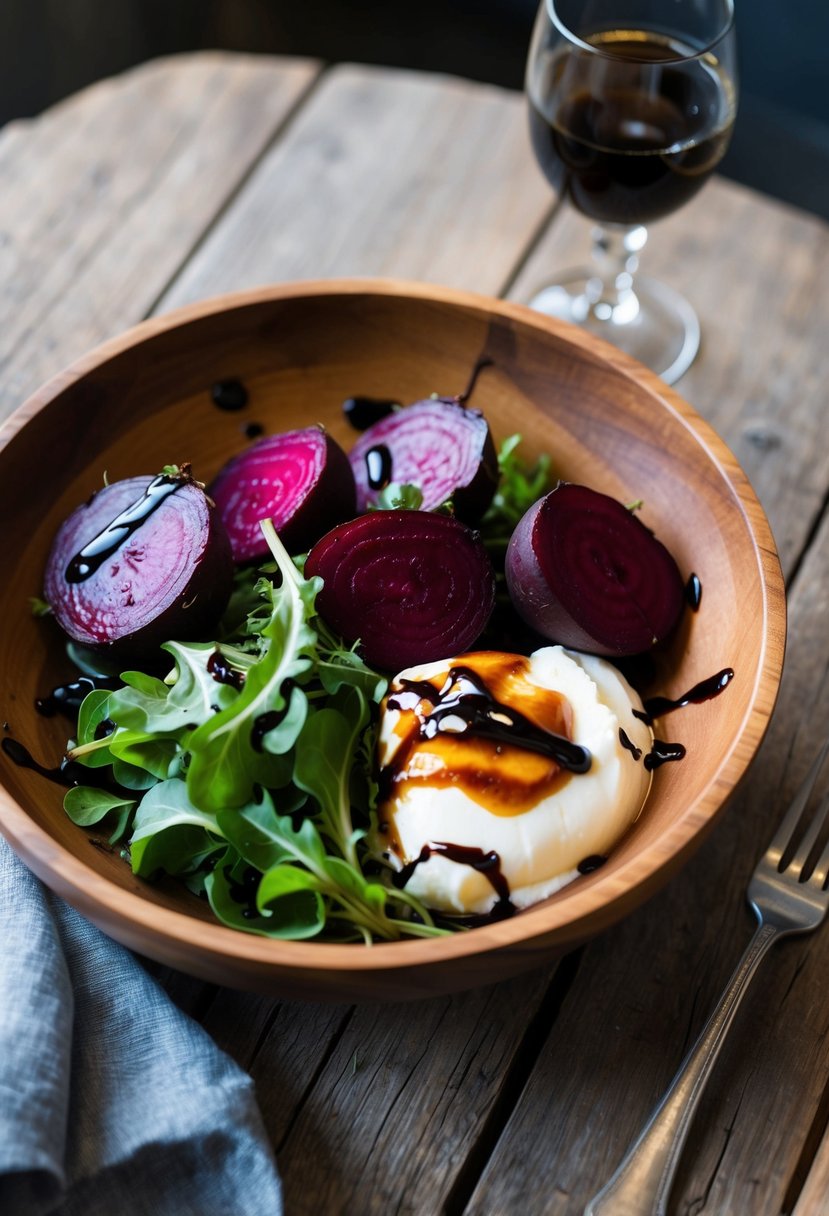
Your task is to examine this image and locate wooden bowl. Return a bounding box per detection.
[0,280,785,1001]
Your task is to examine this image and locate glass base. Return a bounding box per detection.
[529,271,700,386]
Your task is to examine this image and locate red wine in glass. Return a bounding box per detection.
[526,7,737,383]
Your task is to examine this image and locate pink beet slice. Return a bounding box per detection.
[44,468,233,661]
[305,510,496,671]
[348,399,498,521]
[210,426,356,561]
[505,484,685,656]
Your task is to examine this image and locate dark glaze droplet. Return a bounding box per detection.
[618,727,642,762]
[1,737,129,794]
[207,650,245,691]
[577,854,607,874]
[250,682,295,752]
[392,841,515,918]
[243,422,264,440]
[65,473,183,584]
[685,572,702,611]
[645,740,687,771]
[642,668,734,725]
[389,666,590,774]
[211,379,248,411]
[35,675,119,717]
[342,396,399,431]
[365,444,393,491]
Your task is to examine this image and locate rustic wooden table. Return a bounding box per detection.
[3,52,829,1215]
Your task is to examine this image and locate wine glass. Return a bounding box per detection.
[525,0,737,384]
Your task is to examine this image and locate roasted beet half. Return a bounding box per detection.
[505,483,685,656]
[210,426,356,562]
[305,510,496,671]
[44,468,233,662]
[348,399,498,521]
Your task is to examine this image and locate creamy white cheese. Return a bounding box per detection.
[375,646,652,915]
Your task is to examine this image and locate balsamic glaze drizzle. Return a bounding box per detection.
[645,740,687,771]
[343,396,399,431]
[251,682,296,752]
[365,443,393,491]
[207,651,245,691]
[388,666,591,774]
[243,422,264,440]
[685,573,703,611]
[577,854,607,874]
[1,737,130,795]
[35,675,119,717]
[211,379,248,411]
[618,728,642,762]
[641,668,734,725]
[392,841,515,918]
[65,473,183,584]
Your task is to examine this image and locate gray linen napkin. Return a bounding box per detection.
[0,835,283,1216]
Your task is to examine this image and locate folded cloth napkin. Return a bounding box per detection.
[0,835,282,1216]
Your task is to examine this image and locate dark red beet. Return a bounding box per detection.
[44,469,233,662]
[305,510,496,671]
[505,484,685,656]
[348,399,498,521]
[210,426,356,561]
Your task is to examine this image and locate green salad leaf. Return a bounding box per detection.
[57,433,547,944]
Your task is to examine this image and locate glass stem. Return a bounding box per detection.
[585,224,648,325]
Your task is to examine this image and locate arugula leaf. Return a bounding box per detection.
[368,482,424,511]
[129,778,224,876]
[185,521,318,812]
[481,433,552,544]
[205,846,325,939]
[294,686,368,866]
[64,786,137,843]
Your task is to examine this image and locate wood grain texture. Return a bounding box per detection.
[0,54,826,1216]
[507,177,829,580]
[466,499,829,1215]
[158,63,554,309]
[0,281,784,998]
[0,51,319,422]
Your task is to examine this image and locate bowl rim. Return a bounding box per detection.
[0,277,786,975]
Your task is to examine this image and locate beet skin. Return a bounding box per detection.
[505,483,685,656]
[44,471,233,663]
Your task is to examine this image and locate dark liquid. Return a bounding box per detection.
[65,473,183,584]
[35,675,119,717]
[528,32,735,224]
[211,379,248,411]
[343,396,399,431]
[393,841,516,919]
[365,444,393,490]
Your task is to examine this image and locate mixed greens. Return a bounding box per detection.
[59,437,552,944]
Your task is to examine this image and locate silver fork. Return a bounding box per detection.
[585,739,829,1216]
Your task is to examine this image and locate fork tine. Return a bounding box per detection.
[804,785,829,888]
[765,739,829,871]
[791,778,829,877]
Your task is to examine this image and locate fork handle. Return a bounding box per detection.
[584,920,779,1216]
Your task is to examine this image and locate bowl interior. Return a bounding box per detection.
[0,283,782,998]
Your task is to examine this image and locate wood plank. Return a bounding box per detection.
[0,51,319,421]
[507,177,829,579]
[150,69,829,1211]
[158,63,553,310]
[273,969,559,1216]
[792,1114,829,1216]
[465,504,829,1215]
